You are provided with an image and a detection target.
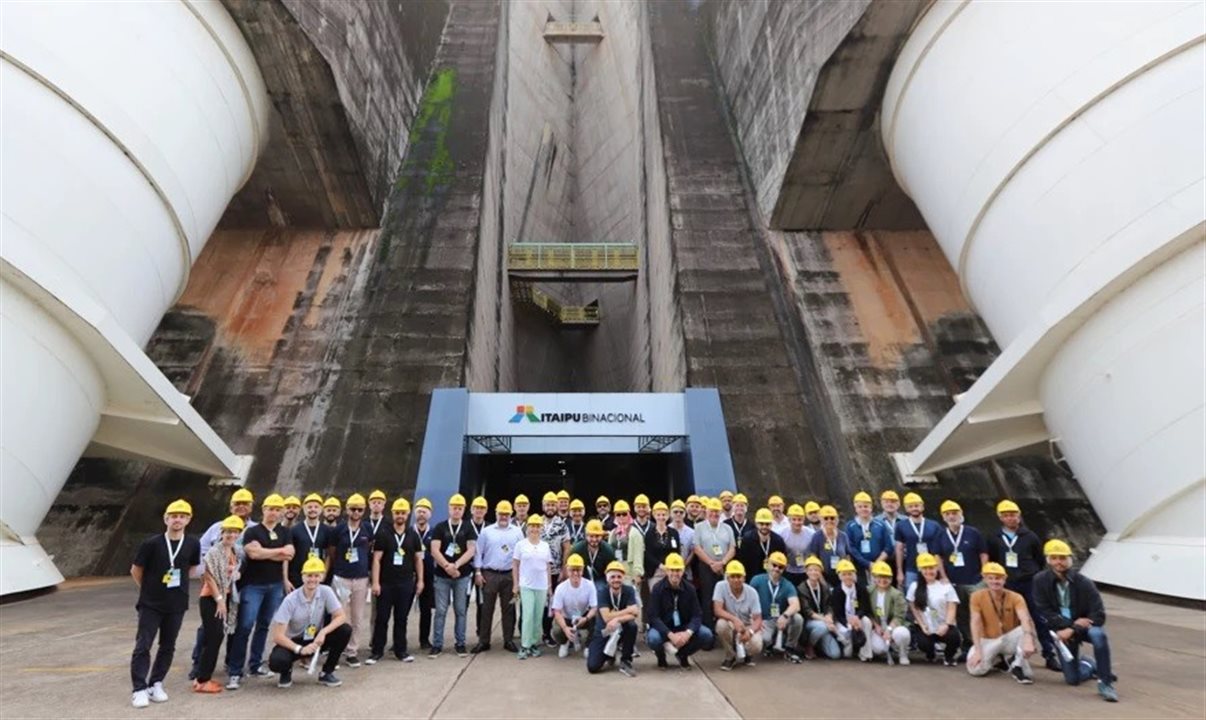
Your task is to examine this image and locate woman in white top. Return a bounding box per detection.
[512,514,553,658]
[906,552,962,665]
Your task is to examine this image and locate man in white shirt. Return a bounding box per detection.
[768,495,791,536]
[471,500,523,654]
[780,504,815,588]
[693,498,737,630]
[712,560,763,671]
[550,554,599,657]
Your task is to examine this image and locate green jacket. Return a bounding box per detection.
[868,585,908,627]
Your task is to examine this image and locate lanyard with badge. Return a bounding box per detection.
[162,535,183,588]
[305,522,322,560]
[760,535,772,571]
[990,589,1010,626]
[910,519,928,555]
[708,523,724,558]
[588,547,600,581]
[303,588,323,641]
[823,531,841,569]
[858,520,873,555]
[946,525,966,567]
[672,593,682,627]
[1057,581,1072,619]
[345,525,362,563]
[446,521,462,558]
[393,530,408,566]
[809,583,822,614]
[371,517,384,535]
[732,519,746,548]
[610,589,623,611]
[768,579,781,618]
[1001,531,1020,568]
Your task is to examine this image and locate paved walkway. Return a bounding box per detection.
[0,579,1202,718]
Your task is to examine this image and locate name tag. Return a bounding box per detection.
[269,531,278,541]
[916,542,928,555]
[951,552,965,567]
[711,544,722,557]
[1005,552,1019,568]
[829,555,840,569]
[447,543,459,557]
[163,569,181,588]
[672,610,681,626]
[795,555,805,567]
[670,539,678,549]
[875,606,884,617]
[1060,607,1072,620]
[616,549,624,562]
[346,548,359,563]
[860,539,871,554]
[309,548,321,560]
[393,551,405,566]
[770,603,780,618]
[303,624,317,641]
[824,543,832,551]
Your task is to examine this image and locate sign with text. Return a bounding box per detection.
[466,393,686,437]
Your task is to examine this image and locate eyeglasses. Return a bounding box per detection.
[349,508,364,513]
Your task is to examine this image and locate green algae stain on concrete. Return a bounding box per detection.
[396,67,457,195]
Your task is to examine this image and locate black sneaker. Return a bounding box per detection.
[365,654,381,665]
[720,658,735,671]
[618,660,636,677]
[428,647,442,659]
[678,652,692,669]
[344,655,361,668]
[943,657,958,667]
[455,645,468,657]
[503,641,518,653]
[785,650,803,664]
[471,643,491,654]
[656,654,670,669]
[742,655,755,667]
[419,640,431,650]
[318,672,342,687]
[1011,665,1034,684]
[277,670,293,688]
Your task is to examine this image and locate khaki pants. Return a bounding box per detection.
[332,576,369,656]
[967,626,1033,678]
[716,618,763,660]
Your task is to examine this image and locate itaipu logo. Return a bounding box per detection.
[508,404,644,424]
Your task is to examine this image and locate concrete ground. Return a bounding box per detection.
[1,579,1202,719]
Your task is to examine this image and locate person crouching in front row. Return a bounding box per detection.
[267,557,352,688]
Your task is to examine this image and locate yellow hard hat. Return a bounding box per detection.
[634,493,650,506]
[719,490,734,500]
[586,519,606,536]
[902,492,924,506]
[496,500,514,515]
[301,557,326,575]
[804,501,821,514]
[416,498,433,511]
[881,490,900,502]
[982,562,1007,576]
[1044,539,1073,557]
[767,551,788,568]
[940,500,962,514]
[803,555,824,569]
[165,499,193,516]
[836,559,857,574]
[570,499,585,510]
[613,499,631,514]
[527,514,545,526]
[596,496,610,506]
[392,498,411,513]
[542,491,558,504]
[231,488,254,504]
[768,495,785,507]
[605,560,626,575]
[303,492,324,505]
[448,493,466,507]
[871,561,893,577]
[996,499,1020,515]
[732,493,749,505]
[705,498,724,512]
[687,495,701,505]
[345,493,366,508]
[725,560,746,577]
[262,493,286,509]
[652,501,669,512]
[556,490,570,500]
[664,553,686,571]
[853,491,873,504]
[671,499,686,510]
[514,494,530,506]
[283,495,301,507]
[566,554,585,569]
[220,515,245,532]
[787,503,805,518]
[472,496,488,509]
[324,496,342,509]
[915,553,940,569]
[754,508,774,523]
[368,489,387,502]
[819,505,838,519]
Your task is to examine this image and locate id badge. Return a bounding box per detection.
[711,544,721,557]
[670,538,678,549]
[393,550,405,566]
[346,548,359,563]
[303,624,318,641]
[269,531,278,541]
[163,568,181,588]
[860,539,871,554]
[875,605,884,617]
[308,548,321,560]
[794,555,805,567]
[916,542,928,555]
[829,555,839,570]
[1005,552,1019,568]
[951,552,965,567]
[770,603,780,618]
[672,610,681,626]
[1060,607,1072,620]
[447,543,459,557]
[616,549,624,562]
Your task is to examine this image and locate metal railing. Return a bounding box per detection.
[511,281,600,326]
[507,243,638,272]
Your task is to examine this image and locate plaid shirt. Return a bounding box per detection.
[540,514,570,572]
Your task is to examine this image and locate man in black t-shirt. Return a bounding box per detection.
[290,493,333,588]
[225,493,294,688]
[129,499,201,709]
[369,498,425,663]
[329,493,373,666]
[428,493,477,657]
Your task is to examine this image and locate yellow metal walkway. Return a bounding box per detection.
[507,243,637,328]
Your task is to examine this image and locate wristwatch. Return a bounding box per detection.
[294,644,303,654]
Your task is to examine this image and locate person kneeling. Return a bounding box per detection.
[863,561,911,665]
[828,559,870,659]
[268,557,352,688]
[967,562,1038,685]
[587,561,639,677]
[713,560,763,670]
[551,554,598,657]
[648,553,713,669]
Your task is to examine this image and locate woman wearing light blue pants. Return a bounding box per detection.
[512,515,553,658]
[797,557,842,659]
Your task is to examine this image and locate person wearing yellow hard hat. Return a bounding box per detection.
[739,508,788,580]
[718,489,735,520]
[368,498,424,664]
[668,500,696,576]
[798,556,840,660]
[282,496,302,528]
[724,493,751,550]
[906,553,961,665]
[803,500,822,532]
[193,515,244,694]
[876,489,904,533]
[466,496,489,642]
[985,499,1057,669]
[642,501,681,596]
[536,492,572,648]
[693,497,737,630]
[570,519,618,592]
[713,560,763,670]
[472,500,523,655]
[411,498,436,650]
[847,491,893,588]
[781,504,815,589]
[566,498,587,544]
[550,554,599,658]
[632,493,652,536]
[267,556,351,688]
[512,494,531,527]
[224,493,295,689]
[829,558,870,659]
[808,505,853,586]
[428,493,477,658]
[366,490,388,536]
[894,491,942,591]
[556,489,571,519]
[322,496,342,527]
[767,495,790,536]
[934,499,989,662]
[587,560,640,676]
[967,562,1039,685]
[608,500,646,591]
[685,495,704,526]
[288,493,333,591]
[129,499,200,707]
[751,551,803,663]
[647,552,713,669]
[863,561,910,665]
[1034,539,1118,701]
[594,496,615,532]
[512,513,555,658]
[327,493,372,667]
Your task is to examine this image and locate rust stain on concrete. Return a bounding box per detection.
[822,231,918,365]
[872,230,971,326]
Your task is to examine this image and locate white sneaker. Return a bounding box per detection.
[131,691,149,709]
[148,682,168,703]
[899,654,911,666]
[558,643,569,659]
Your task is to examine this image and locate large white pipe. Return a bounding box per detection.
[883,1,1205,598]
[0,0,268,594]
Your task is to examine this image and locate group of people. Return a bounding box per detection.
[127,487,1120,708]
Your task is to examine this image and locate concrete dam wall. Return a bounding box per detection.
[39,0,1102,579]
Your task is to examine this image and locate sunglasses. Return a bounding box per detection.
[615,512,630,517]
[349,508,364,512]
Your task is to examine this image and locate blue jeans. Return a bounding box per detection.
[646,625,714,658]
[432,575,470,650]
[1061,626,1114,686]
[805,619,841,659]
[225,582,283,676]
